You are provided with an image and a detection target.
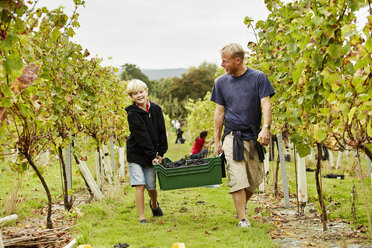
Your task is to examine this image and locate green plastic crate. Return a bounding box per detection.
[154,157,222,190]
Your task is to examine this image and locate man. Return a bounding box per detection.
[210,43,275,227]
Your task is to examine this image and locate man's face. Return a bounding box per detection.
[130,88,148,106]
[221,52,239,75]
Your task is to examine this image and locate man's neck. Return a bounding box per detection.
[231,66,247,77]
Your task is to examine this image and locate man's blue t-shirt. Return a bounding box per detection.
[210,67,275,140]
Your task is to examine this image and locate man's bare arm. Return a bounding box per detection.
[214,103,225,155]
[258,96,272,146]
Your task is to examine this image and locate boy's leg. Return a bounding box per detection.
[128,162,148,221]
[147,189,158,210]
[147,188,163,216]
[135,185,146,221]
[143,165,162,213]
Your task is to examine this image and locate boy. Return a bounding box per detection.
[125,79,168,223]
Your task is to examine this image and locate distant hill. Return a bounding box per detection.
[141,68,188,81]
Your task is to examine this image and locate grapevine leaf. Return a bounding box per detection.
[1,97,12,107]
[367,122,372,137]
[296,143,311,158]
[287,39,297,55]
[321,68,339,91]
[326,44,341,58]
[55,136,63,147]
[18,104,31,117]
[4,54,24,74]
[51,28,61,42]
[365,38,372,53]
[1,84,12,97]
[347,107,357,124]
[244,16,254,26]
[314,129,327,142]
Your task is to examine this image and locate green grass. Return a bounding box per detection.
[73,182,276,248]
[72,131,276,247]
[1,131,371,247]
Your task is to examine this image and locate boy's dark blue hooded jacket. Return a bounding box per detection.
[125,101,168,167]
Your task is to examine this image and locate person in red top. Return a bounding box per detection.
[190,130,210,159]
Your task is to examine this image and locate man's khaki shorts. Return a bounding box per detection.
[222,133,264,193]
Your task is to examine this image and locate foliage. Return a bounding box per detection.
[157,62,217,119]
[163,62,217,102]
[246,0,371,157]
[185,92,215,141]
[0,0,132,228]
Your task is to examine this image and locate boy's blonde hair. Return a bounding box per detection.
[126,79,148,96]
[220,43,245,60]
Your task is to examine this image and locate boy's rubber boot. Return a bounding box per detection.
[149,199,163,216]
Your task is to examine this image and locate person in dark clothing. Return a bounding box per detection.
[125,79,168,223]
[211,43,275,228]
[175,128,185,144]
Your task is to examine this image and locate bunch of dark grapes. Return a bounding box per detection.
[163,158,209,168]
[114,242,129,248]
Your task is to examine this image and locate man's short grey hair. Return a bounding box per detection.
[220,43,245,60]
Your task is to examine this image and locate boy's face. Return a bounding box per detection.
[130,88,148,106]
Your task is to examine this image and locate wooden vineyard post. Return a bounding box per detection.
[100,149,112,184]
[78,161,103,200]
[345,148,349,157]
[110,136,116,172]
[65,144,72,201]
[10,149,17,163]
[95,150,102,188]
[119,146,125,178]
[297,153,307,215]
[336,151,343,169]
[309,147,315,161]
[356,150,372,239]
[328,150,335,168]
[277,134,290,208]
[103,145,113,178]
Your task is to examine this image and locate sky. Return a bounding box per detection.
[35,1,369,70]
[35,0,270,69]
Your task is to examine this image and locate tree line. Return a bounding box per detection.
[120,62,217,119]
